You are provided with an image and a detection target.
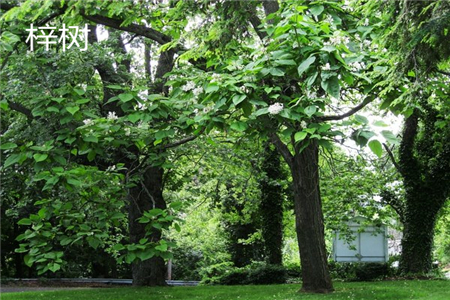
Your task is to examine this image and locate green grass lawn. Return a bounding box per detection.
[2,280,450,300]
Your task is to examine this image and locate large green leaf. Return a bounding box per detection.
[321,76,340,99]
[118,93,134,103]
[66,106,80,115]
[0,142,17,150]
[368,140,383,158]
[294,131,308,142]
[33,153,48,162]
[381,130,399,145]
[230,121,248,132]
[297,56,316,77]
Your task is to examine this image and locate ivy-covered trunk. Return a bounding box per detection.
[289,141,333,293]
[259,142,284,265]
[396,111,450,274]
[128,167,167,286]
[400,189,439,273]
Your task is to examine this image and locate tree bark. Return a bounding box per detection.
[128,166,167,286]
[289,141,333,293]
[399,188,440,273]
[260,142,284,265]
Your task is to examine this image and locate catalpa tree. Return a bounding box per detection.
[166,0,389,292]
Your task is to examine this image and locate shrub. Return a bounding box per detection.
[246,264,287,284]
[328,261,391,281]
[355,263,389,281]
[207,262,288,285]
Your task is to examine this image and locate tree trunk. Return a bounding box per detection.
[128,166,167,286]
[399,189,440,273]
[290,141,333,293]
[260,142,284,265]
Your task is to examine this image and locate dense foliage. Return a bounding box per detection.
[1,0,449,293]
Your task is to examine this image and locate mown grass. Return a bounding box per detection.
[2,280,450,300]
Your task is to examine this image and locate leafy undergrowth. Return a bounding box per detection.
[2,280,450,300]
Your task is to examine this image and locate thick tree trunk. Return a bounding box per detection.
[399,189,440,273]
[128,166,167,286]
[290,141,333,293]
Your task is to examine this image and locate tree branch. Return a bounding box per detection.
[6,100,33,121]
[80,12,172,46]
[163,127,206,150]
[269,132,293,167]
[436,69,450,77]
[318,96,374,122]
[382,143,402,174]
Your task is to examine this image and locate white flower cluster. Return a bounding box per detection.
[124,127,131,136]
[106,165,116,172]
[211,73,221,82]
[349,61,364,71]
[83,119,94,126]
[307,91,317,99]
[268,103,284,115]
[182,81,196,92]
[301,121,308,128]
[107,111,118,120]
[240,86,250,94]
[192,86,203,97]
[321,63,331,71]
[203,106,211,114]
[325,33,349,46]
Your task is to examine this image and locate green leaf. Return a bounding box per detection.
[310,5,324,16]
[74,88,85,96]
[83,136,98,143]
[232,94,247,105]
[269,68,285,76]
[297,56,316,77]
[155,243,168,252]
[294,131,308,142]
[205,83,219,93]
[230,121,248,132]
[139,249,155,261]
[107,85,123,90]
[373,120,389,127]
[113,243,125,251]
[369,140,383,158]
[76,98,90,104]
[67,178,82,187]
[4,153,21,168]
[24,254,34,267]
[305,105,317,117]
[60,237,72,246]
[355,114,368,124]
[66,106,80,115]
[0,142,17,150]
[128,113,141,123]
[275,59,297,66]
[33,153,48,162]
[381,130,399,145]
[321,76,340,99]
[118,93,134,102]
[18,218,32,225]
[49,263,61,273]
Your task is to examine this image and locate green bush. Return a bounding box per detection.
[207,262,287,285]
[199,262,235,284]
[355,263,389,281]
[328,261,391,281]
[246,264,287,284]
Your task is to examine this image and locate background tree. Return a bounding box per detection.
[361,0,450,274]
